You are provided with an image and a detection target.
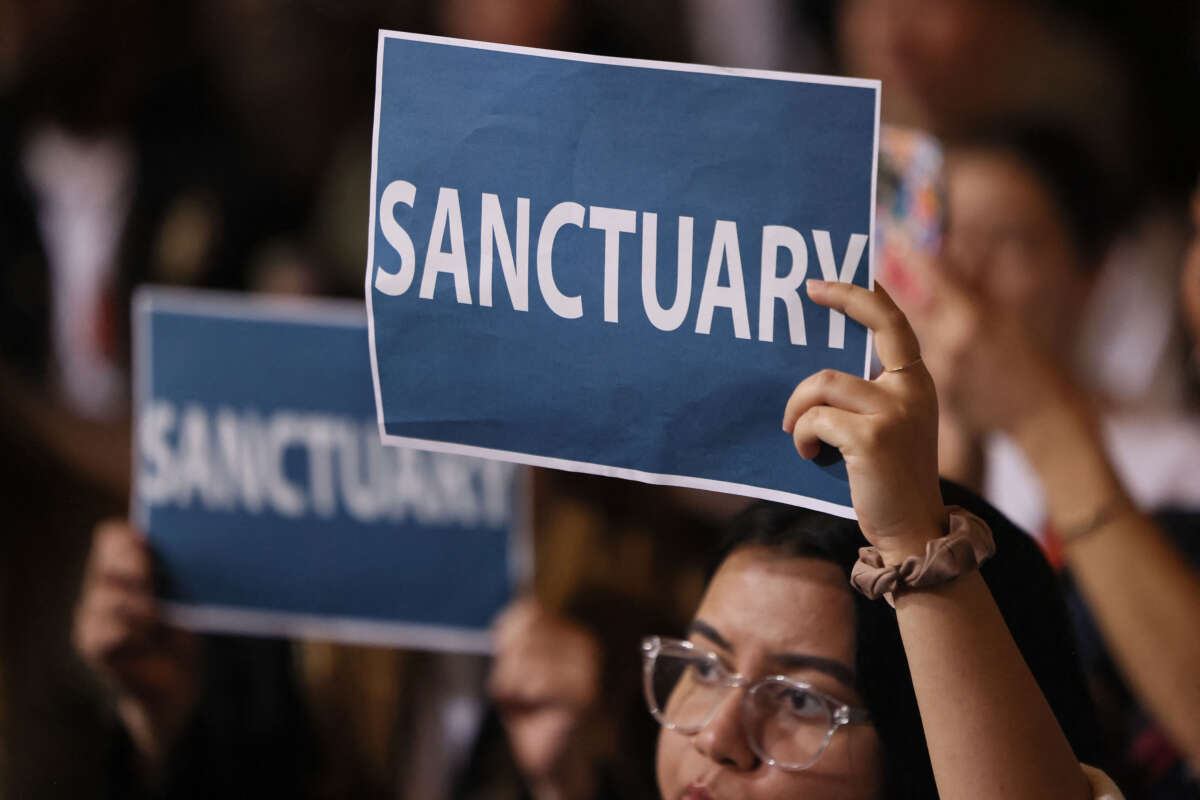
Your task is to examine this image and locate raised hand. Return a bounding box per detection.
[783,280,945,561]
[73,520,200,776]
[896,251,1079,440]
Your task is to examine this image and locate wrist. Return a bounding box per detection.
[1009,390,1128,527]
[1054,496,1137,549]
[851,507,996,602]
[872,516,947,566]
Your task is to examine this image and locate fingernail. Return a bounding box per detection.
[806,279,826,293]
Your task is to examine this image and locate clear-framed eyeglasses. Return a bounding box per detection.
[641,635,872,770]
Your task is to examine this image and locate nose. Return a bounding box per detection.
[691,690,760,772]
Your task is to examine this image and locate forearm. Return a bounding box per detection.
[1015,397,1200,768]
[892,567,1090,800]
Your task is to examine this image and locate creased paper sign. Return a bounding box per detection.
[134,288,527,652]
[366,31,879,517]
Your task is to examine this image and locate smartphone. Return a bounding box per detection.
[876,125,947,304]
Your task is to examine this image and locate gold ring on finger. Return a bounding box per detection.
[884,356,923,374]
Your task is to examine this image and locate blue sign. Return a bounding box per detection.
[367,32,879,517]
[133,288,527,652]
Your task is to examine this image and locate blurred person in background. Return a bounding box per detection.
[819,0,1200,201]
[453,472,717,800]
[931,124,1200,533]
[0,0,298,484]
[460,594,659,800]
[0,0,441,795]
[71,474,716,799]
[892,161,1200,796]
[0,1,318,796]
[73,522,322,798]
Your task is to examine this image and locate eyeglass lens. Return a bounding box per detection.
[649,650,834,768]
[649,650,731,731]
[745,679,834,767]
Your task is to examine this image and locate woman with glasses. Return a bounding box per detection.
[647,278,1123,800]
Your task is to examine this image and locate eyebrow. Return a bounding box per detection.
[688,620,733,651]
[688,619,859,691]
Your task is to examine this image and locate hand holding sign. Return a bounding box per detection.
[73,520,199,773]
[784,281,944,560]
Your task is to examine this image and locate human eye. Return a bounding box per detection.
[780,686,826,718]
[688,656,724,685]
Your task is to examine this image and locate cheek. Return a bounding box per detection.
[988,245,1084,338]
[656,726,688,797]
[809,725,887,800]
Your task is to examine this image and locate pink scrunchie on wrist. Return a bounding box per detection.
[850,506,996,602]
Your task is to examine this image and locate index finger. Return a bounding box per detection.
[805,279,922,372]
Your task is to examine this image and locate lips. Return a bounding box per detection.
[682,784,714,800]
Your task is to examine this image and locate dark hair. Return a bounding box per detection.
[711,480,1099,800]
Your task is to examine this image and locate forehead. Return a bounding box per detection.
[695,548,856,667]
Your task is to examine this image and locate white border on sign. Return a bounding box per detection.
[136,285,368,327]
[132,286,530,653]
[373,29,881,89]
[374,432,858,519]
[132,289,151,532]
[364,30,882,521]
[865,80,881,380]
[163,603,493,654]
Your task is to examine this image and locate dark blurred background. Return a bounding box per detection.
[2,1,1199,798]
